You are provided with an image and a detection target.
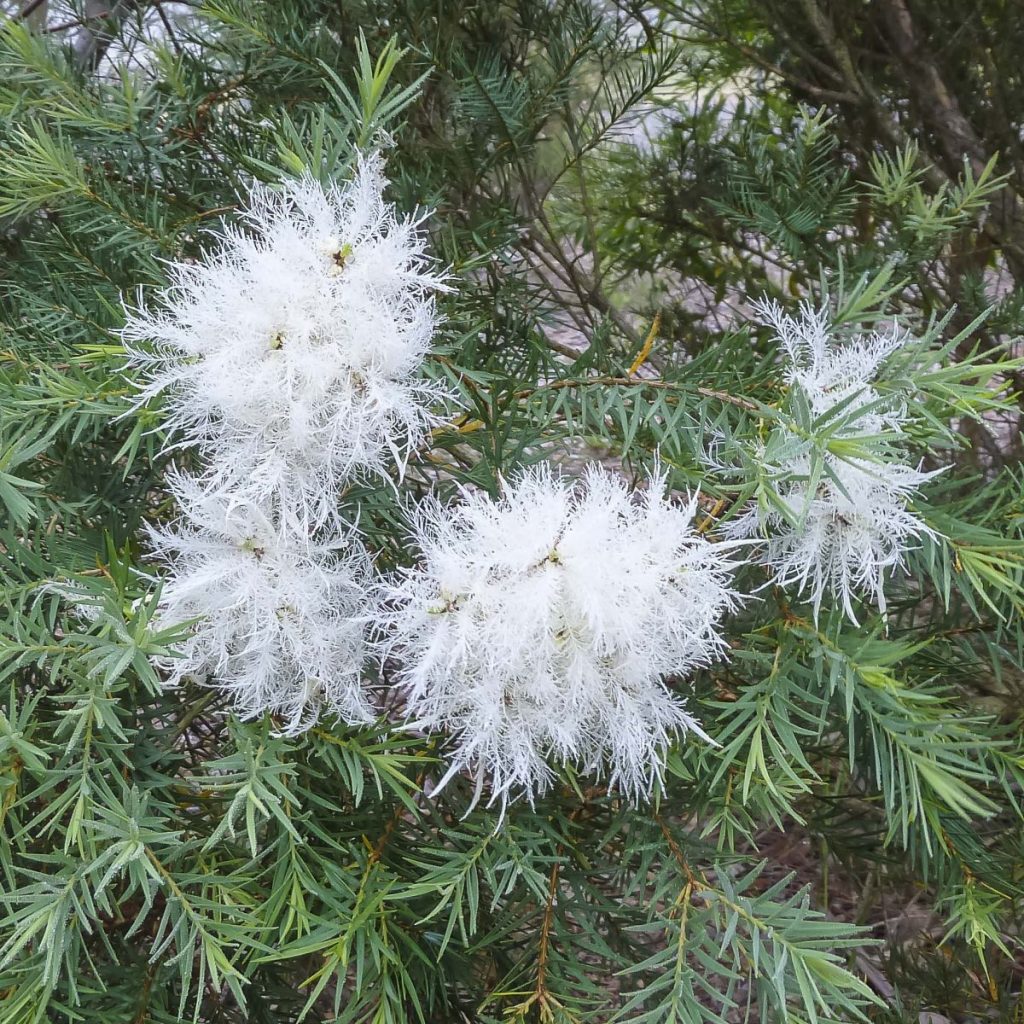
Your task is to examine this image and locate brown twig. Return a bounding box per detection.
[515,373,761,412]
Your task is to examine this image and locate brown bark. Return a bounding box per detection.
[876,0,1024,282]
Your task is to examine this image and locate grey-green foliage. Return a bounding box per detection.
[0,2,1022,1022]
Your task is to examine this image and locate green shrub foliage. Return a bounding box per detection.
[0,2,1022,1021]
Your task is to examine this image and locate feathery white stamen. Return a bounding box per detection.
[728,454,939,622]
[148,473,375,732]
[754,297,908,429]
[378,464,742,805]
[123,155,450,527]
[732,300,938,621]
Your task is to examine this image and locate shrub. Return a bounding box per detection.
[0,3,1022,1021]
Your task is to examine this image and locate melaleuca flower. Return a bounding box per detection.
[377,464,742,805]
[147,472,375,732]
[727,454,939,621]
[730,299,940,621]
[754,297,909,428]
[123,155,450,527]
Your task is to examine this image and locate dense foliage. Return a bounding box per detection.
[0,2,1022,1022]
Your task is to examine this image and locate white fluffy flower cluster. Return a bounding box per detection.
[728,299,938,621]
[148,474,373,731]
[377,465,742,804]
[129,158,742,800]
[124,155,448,528]
[767,299,906,428]
[129,159,448,729]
